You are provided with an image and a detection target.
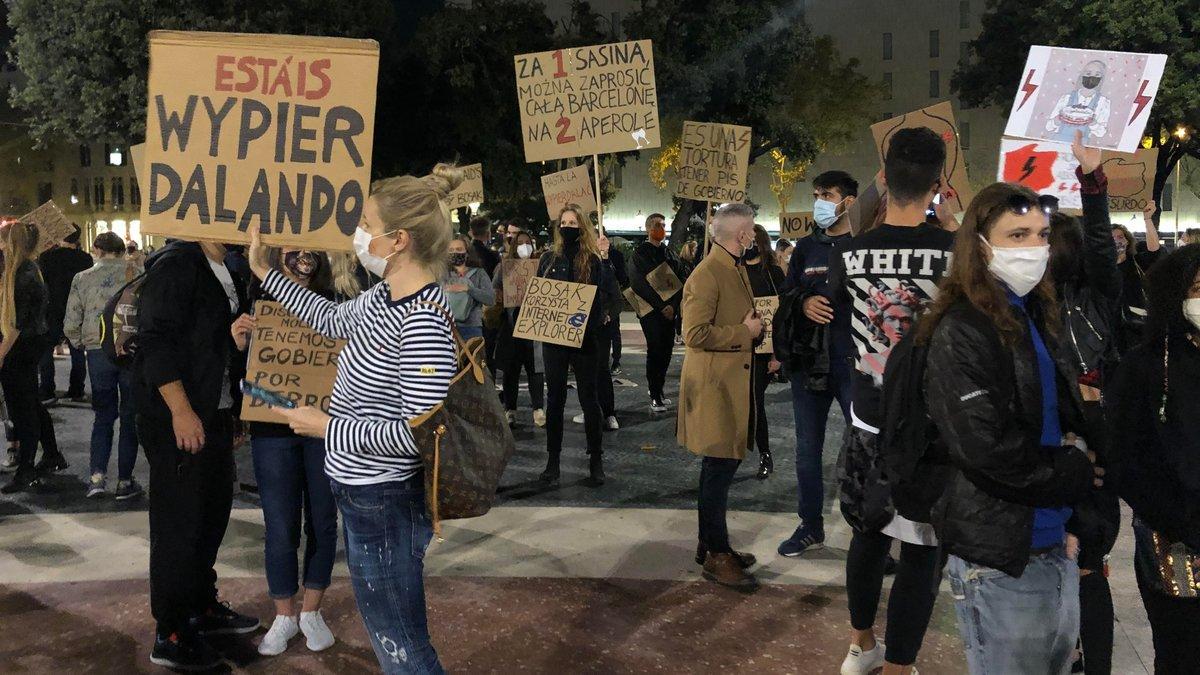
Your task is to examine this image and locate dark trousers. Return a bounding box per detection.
[609,314,622,367]
[1136,558,1200,674]
[38,328,86,399]
[86,349,138,480]
[544,343,602,456]
[1,339,59,480]
[640,312,674,400]
[789,357,854,527]
[752,355,771,454]
[251,435,338,599]
[846,528,942,666]
[144,410,235,636]
[501,340,544,411]
[483,325,498,379]
[1079,570,1113,674]
[596,324,615,418]
[333,478,443,674]
[697,456,741,554]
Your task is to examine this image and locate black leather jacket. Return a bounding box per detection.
[536,246,618,349]
[926,298,1095,576]
[1058,167,1121,376]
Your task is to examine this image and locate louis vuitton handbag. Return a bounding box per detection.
[409,302,515,539]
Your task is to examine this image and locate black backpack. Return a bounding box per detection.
[98,267,148,368]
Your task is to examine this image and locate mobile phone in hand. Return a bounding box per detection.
[239,380,297,409]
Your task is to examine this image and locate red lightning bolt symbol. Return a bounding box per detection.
[1017,69,1038,110]
[1128,80,1152,126]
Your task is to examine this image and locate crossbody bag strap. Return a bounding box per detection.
[413,299,485,381]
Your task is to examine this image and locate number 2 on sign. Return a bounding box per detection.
[556,116,576,144]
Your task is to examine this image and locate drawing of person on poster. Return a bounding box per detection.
[1045,60,1111,144]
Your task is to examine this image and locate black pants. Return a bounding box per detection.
[609,314,622,368]
[752,355,771,454]
[484,325,498,379]
[38,327,87,399]
[501,339,544,411]
[1136,559,1200,674]
[846,528,942,666]
[1079,570,1113,674]
[640,312,674,400]
[698,456,741,554]
[144,410,235,636]
[544,343,602,456]
[596,325,615,418]
[1,339,59,479]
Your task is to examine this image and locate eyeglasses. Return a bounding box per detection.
[1003,193,1059,217]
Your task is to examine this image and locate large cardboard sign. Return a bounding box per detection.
[871,102,974,213]
[541,164,598,222]
[754,295,779,355]
[446,163,484,210]
[514,40,660,162]
[645,261,683,301]
[511,277,598,348]
[130,142,146,191]
[142,31,379,251]
[623,286,654,318]
[20,201,75,253]
[501,258,539,308]
[674,121,752,203]
[998,139,1159,212]
[1004,46,1167,153]
[779,211,815,239]
[241,300,345,424]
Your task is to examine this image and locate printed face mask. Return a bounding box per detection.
[354,227,396,277]
[813,197,844,229]
[517,243,534,259]
[283,250,319,279]
[980,235,1050,297]
[449,252,468,267]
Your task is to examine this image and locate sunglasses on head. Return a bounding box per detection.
[1002,193,1059,217]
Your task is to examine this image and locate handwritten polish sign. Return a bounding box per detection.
[20,201,75,254]
[754,295,780,355]
[674,121,752,203]
[241,301,345,424]
[502,258,540,308]
[511,277,598,348]
[541,164,598,221]
[623,287,654,318]
[514,40,660,162]
[779,211,815,239]
[645,262,683,301]
[142,31,379,251]
[871,101,974,212]
[446,163,484,210]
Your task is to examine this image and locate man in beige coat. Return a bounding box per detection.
[677,203,763,590]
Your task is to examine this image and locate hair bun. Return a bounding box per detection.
[427,163,465,201]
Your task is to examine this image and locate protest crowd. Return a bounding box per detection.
[0,29,1197,675]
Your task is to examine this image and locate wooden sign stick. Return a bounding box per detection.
[592,154,604,236]
[702,200,713,254]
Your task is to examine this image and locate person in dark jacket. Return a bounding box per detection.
[920,182,1100,674]
[37,225,93,402]
[629,214,686,412]
[135,239,258,670]
[469,216,500,277]
[494,231,545,428]
[538,204,618,487]
[1110,199,1164,353]
[1107,244,1200,673]
[0,221,65,493]
[745,225,784,480]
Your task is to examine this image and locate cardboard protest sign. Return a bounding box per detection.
[142,31,379,251]
[130,142,146,191]
[502,258,539,308]
[541,164,598,221]
[645,261,683,301]
[241,301,345,424]
[446,163,484,210]
[998,139,1159,211]
[19,201,75,253]
[511,276,598,348]
[779,211,815,239]
[514,40,660,162]
[674,121,752,203]
[1004,46,1167,153]
[754,295,779,355]
[623,286,654,318]
[871,102,973,213]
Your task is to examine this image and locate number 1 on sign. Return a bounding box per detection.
[552,50,567,78]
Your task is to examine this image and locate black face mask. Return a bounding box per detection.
[559,227,581,245]
[283,250,319,279]
[743,245,759,262]
[1081,76,1102,89]
[449,252,468,267]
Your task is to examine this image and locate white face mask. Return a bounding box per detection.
[517,243,534,259]
[979,235,1049,297]
[1184,298,1200,331]
[354,227,396,277]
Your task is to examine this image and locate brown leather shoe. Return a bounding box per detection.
[702,552,759,591]
[695,542,757,568]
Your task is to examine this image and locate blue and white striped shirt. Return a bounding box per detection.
[263,269,456,485]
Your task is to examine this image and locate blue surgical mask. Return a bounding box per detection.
[813,198,843,229]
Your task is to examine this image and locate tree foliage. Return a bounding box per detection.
[953,0,1200,221]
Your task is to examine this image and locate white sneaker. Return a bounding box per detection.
[840,641,886,675]
[257,615,299,656]
[86,472,107,498]
[572,413,585,424]
[0,449,17,473]
[605,415,620,430]
[299,610,335,652]
[532,409,546,427]
[505,410,516,427]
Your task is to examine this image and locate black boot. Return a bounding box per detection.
[585,453,605,486]
[34,453,69,475]
[539,452,560,484]
[756,448,773,480]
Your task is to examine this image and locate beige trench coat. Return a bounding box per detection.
[676,248,756,460]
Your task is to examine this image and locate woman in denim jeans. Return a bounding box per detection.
[245,164,463,674]
[232,248,340,657]
[917,181,1101,674]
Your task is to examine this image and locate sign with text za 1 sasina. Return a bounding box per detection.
[241,301,345,424]
[142,31,379,251]
[675,121,752,203]
[514,40,660,162]
[511,277,597,348]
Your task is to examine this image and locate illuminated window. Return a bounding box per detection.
[130,176,141,207]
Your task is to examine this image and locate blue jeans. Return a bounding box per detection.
[947,550,1080,675]
[86,349,138,480]
[250,435,338,599]
[789,356,853,528]
[332,478,443,674]
[458,325,483,340]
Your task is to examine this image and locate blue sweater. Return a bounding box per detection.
[785,230,854,360]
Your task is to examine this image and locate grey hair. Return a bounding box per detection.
[711,203,755,243]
